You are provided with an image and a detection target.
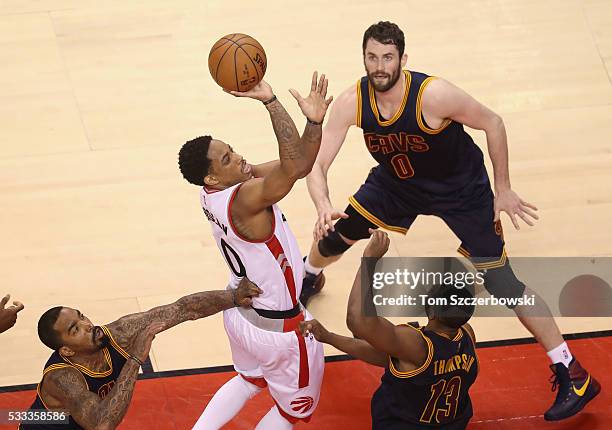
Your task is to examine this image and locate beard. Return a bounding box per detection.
[367,65,402,92]
[93,326,110,350]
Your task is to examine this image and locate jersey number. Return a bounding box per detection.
[390,154,415,179]
[420,376,462,424]
[220,238,246,277]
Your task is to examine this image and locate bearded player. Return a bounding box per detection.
[301,21,600,421]
[178,72,332,429]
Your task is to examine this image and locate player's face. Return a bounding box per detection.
[55,308,109,354]
[206,139,253,188]
[363,39,404,92]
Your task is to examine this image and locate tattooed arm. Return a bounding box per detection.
[107,278,261,350]
[229,73,332,214]
[42,324,160,430]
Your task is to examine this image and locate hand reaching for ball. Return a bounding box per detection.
[289,71,333,124]
[225,80,274,102]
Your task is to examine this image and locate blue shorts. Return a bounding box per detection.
[336,166,505,262]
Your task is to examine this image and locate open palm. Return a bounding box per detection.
[289,71,333,123]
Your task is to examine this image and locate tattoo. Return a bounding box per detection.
[266,99,302,160]
[108,290,234,349]
[301,122,323,161]
[48,360,140,428]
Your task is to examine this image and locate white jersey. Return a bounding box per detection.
[200,182,304,311]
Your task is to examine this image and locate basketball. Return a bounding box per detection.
[208,33,267,92]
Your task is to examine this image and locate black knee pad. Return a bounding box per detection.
[334,204,378,241]
[318,230,352,257]
[480,261,526,309]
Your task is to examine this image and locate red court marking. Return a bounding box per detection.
[0,337,609,429]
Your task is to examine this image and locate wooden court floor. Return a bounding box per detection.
[1,0,611,396]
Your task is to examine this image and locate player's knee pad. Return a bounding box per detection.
[318,230,352,257]
[480,261,526,309]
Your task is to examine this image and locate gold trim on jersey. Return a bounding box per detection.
[416,77,452,134]
[348,196,408,234]
[462,326,480,375]
[368,70,411,127]
[389,325,434,378]
[457,246,507,270]
[62,347,113,378]
[101,325,131,360]
[356,79,363,128]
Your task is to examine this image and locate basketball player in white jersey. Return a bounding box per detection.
[178,72,332,429]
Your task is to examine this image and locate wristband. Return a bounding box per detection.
[128,354,143,366]
[262,95,277,105]
[307,117,323,126]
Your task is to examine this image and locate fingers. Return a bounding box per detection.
[509,212,520,230]
[318,73,327,96]
[493,207,500,222]
[311,71,318,93]
[326,213,334,232]
[250,285,263,295]
[288,88,302,102]
[0,295,9,308]
[520,203,539,220]
[325,95,333,106]
[11,301,24,313]
[520,199,538,211]
[517,211,534,226]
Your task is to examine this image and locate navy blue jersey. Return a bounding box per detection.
[357,70,485,196]
[20,326,130,430]
[371,325,478,429]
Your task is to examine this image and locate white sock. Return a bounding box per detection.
[304,257,323,276]
[255,406,293,430]
[192,375,263,430]
[547,342,573,368]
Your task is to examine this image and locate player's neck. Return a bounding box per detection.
[425,320,459,340]
[374,70,405,102]
[66,349,109,372]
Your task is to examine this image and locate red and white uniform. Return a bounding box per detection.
[201,182,324,422]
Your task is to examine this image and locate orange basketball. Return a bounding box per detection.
[208,33,267,92]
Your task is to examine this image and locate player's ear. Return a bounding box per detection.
[59,346,75,357]
[401,53,408,68]
[204,174,218,186]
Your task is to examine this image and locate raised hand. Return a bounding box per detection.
[234,277,263,307]
[289,71,333,124]
[313,203,349,241]
[132,321,164,363]
[225,80,274,102]
[494,189,538,230]
[0,294,24,334]
[363,229,390,259]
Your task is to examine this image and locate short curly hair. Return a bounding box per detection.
[178,136,213,186]
[362,21,405,57]
[38,306,64,350]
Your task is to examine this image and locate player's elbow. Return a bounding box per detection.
[346,312,362,337]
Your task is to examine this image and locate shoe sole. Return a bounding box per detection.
[544,378,601,421]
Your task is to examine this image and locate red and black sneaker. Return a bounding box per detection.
[299,269,325,307]
[544,358,601,421]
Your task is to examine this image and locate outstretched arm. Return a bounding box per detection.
[346,231,426,365]
[307,85,356,240]
[228,72,332,214]
[421,78,538,229]
[107,278,261,350]
[299,319,387,367]
[44,324,160,430]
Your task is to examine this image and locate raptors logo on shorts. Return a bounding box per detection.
[291,396,315,414]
